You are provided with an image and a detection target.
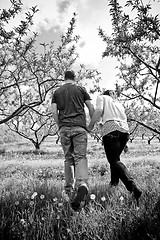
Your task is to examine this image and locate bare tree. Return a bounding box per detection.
[0,2,101,149]
[0,2,80,124]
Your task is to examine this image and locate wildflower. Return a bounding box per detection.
[62,190,70,202]
[101,196,106,202]
[31,192,38,200]
[53,197,58,202]
[120,196,124,202]
[67,228,72,233]
[29,201,34,206]
[58,202,63,207]
[62,190,65,195]
[40,195,45,200]
[20,219,27,228]
[90,194,96,200]
[15,201,19,206]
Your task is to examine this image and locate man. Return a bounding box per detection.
[51,70,94,211]
[88,89,142,205]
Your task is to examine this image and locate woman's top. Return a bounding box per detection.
[96,95,129,137]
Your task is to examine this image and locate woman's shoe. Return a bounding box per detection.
[133,187,142,206]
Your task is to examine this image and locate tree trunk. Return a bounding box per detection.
[34,142,40,150]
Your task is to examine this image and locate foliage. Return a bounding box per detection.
[99,0,160,135]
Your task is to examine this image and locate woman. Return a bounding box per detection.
[88,89,142,205]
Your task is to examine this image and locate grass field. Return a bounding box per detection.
[0,136,160,240]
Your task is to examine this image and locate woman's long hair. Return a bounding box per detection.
[103,90,112,96]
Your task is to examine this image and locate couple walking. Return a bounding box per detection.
[51,70,142,211]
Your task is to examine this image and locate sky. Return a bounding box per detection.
[1,0,160,92]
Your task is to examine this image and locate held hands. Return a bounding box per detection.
[87,124,94,133]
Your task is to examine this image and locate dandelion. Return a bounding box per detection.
[15,201,19,206]
[101,196,106,202]
[29,201,34,206]
[62,190,65,195]
[20,219,28,228]
[40,195,45,200]
[20,219,26,224]
[90,194,96,200]
[120,196,124,202]
[25,195,30,200]
[62,190,70,202]
[31,192,38,200]
[53,197,58,202]
[67,228,72,234]
[58,202,63,207]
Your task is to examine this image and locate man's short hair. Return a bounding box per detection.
[64,70,75,80]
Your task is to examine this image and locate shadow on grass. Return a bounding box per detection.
[0,149,64,157]
[113,196,160,240]
[0,191,160,240]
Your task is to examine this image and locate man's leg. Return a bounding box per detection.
[71,127,88,211]
[73,127,88,190]
[59,127,75,193]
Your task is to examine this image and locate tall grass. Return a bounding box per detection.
[0,138,160,240]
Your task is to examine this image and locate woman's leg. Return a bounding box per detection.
[103,131,121,186]
[103,131,139,193]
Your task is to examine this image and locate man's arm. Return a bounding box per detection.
[51,103,59,127]
[88,109,103,131]
[85,100,95,118]
[87,95,103,131]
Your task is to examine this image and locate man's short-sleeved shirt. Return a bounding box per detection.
[52,82,91,129]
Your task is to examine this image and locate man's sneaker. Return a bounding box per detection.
[71,186,88,211]
[133,187,142,206]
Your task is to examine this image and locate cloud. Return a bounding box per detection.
[2,0,116,78]
[79,41,86,48]
[58,0,70,13]
[26,0,108,65]
[0,0,121,89]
